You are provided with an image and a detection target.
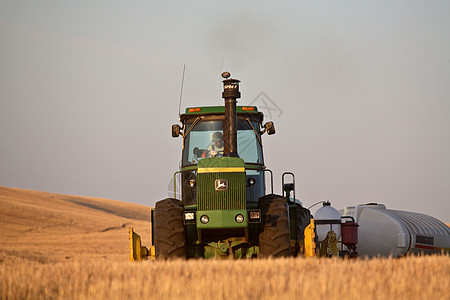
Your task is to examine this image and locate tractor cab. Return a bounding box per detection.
[173,106,274,206]
[180,111,265,166]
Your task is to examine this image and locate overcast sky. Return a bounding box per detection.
[1,1,449,221]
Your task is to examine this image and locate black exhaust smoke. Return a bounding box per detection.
[221,72,240,157]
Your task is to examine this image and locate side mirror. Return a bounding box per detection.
[172,124,182,137]
[264,122,276,135]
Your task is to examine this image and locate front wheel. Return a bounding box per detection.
[154,198,186,259]
[258,195,291,258]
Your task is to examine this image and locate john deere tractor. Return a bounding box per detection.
[130,72,316,260]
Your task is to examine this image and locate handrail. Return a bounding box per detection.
[282,172,295,203]
[173,168,198,200]
[262,169,274,195]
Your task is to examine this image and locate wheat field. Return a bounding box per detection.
[0,186,151,263]
[1,256,449,300]
[1,186,449,300]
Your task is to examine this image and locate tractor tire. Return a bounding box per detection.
[258,194,291,258]
[154,198,186,259]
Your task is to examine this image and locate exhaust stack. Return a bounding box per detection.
[221,72,240,157]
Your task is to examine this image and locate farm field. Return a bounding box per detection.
[2,255,449,300]
[0,186,151,263]
[1,186,449,300]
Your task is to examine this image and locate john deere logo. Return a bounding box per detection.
[215,179,228,191]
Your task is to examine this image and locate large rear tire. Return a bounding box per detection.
[154,198,186,259]
[258,195,291,258]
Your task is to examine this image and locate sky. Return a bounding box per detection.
[1,0,449,222]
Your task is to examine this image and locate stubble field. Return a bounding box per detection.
[1,186,449,300]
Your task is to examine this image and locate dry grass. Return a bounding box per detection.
[1,186,449,300]
[1,256,449,300]
[0,186,151,263]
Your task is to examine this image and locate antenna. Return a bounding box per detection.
[178,64,186,117]
[218,57,225,106]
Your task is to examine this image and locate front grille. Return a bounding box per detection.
[197,172,246,210]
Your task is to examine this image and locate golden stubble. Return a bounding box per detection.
[1,186,449,300]
[1,256,449,300]
[0,186,151,263]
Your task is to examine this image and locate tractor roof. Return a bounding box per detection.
[181,106,263,122]
[182,105,262,118]
[183,106,259,115]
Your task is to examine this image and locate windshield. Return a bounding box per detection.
[182,119,263,166]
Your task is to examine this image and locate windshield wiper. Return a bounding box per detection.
[183,116,204,138]
[246,118,262,147]
[182,116,203,151]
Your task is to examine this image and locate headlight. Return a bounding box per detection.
[235,214,244,223]
[188,179,196,188]
[249,211,260,220]
[200,215,209,224]
[248,210,261,223]
[184,212,195,221]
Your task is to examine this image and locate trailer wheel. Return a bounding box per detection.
[258,195,291,258]
[154,198,186,259]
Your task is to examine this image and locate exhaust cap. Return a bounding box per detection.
[222,78,241,99]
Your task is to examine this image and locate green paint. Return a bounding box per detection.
[197,158,246,212]
[184,204,197,210]
[197,209,248,229]
[197,156,245,168]
[180,165,198,172]
[203,238,259,259]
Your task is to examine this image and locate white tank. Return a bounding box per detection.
[340,203,450,258]
[314,202,341,242]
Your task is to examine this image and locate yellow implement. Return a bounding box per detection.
[304,218,317,258]
[129,227,152,261]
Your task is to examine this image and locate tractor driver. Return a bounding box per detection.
[207,132,224,157]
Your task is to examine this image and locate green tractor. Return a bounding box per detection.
[130,72,317,260]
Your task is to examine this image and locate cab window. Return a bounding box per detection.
[182,119,263,166]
